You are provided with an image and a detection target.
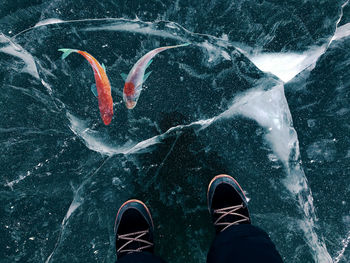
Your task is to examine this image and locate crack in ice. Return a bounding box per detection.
[45,156,111,263]
[329,0,350,45]
[334,230,350,263]
[238,0,350,83]
[0,34,39,79]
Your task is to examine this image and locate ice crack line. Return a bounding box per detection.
[0,33,39,78]
[329,0,350,46]
[45,156,111,263]
[334,230,350,263]
[153,134,181,180]
[5,137,73,188]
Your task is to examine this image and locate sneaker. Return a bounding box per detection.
[114,199,154,258]
[207,174,251,233]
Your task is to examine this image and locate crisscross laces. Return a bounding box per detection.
[214,203,250,232]
[117,229,153,254]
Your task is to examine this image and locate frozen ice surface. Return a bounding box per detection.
[1,1,349,262]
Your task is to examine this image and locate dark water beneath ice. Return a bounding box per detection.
[0,1,349,262]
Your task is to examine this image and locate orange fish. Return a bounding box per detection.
[58,48,113,125]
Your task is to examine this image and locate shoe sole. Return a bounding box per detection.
[114,199,154,233]
[207,174,247,211]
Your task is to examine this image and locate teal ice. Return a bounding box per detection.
[0,1,349,263]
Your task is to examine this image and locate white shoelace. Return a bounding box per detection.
[214,204,250,232]
[117,229,153,254]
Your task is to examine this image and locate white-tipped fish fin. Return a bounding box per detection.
[165,43,191,49]
[120,73,128,81]
[101,63,106,72]
[178,42,191,47]
[146,59,153,69]
[91,84,98,97]
[143,71,152,82]
[58,48,77,60]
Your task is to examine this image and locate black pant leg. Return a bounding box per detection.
[116,252,167,263]
[207,224,283,263]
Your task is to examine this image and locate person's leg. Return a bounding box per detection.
[206,174,283,263]
[114,199,167,263]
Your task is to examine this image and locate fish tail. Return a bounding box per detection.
[58,48,78,60]
[166,42,191,50]
[178,42,191,47]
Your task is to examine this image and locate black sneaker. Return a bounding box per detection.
[114,199,154,258]
[207,174,251,233]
